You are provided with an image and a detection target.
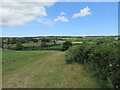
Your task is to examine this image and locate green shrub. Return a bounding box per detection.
[62,41,72,51]
[15,42,24,50]
[65,39,119,88]
[41,42,47,47]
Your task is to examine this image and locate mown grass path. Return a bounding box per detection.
[3,51,102,88]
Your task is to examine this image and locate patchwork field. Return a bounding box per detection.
[2,36,119,88]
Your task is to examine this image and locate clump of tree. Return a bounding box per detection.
[7,38,12,45]
[53,40,57,45]
[11,38,17,44]
[33,39,38,42]
[62,41,72,51]
[0,38,5,48]
[15,42,24,50]
[2,39,5,48]
[0,38,3,48]
[17,38,28,43]
[41,42,47,47]
[41,39,50,42]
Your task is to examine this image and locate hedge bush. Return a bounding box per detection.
[65,39,120,88]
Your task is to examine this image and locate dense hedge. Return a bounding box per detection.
[65,39,120,88]
[7,44,63,51]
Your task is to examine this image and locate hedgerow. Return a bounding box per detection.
[65,38,120,88]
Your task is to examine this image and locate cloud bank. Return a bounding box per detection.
[0,2,56,26]
[0,0,93,27]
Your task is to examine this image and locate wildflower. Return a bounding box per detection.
[109,63,112,67]
[116,64,119,67]
[116,85,118,88]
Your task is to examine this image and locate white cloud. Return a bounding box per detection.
[60,12,66,15]
[1,0,58,2]
[72,6,91,18]
[37,17,54,25]
[54,16,69,22]
[0,2,56,26]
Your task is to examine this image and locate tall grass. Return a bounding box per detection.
[2,49,57,72]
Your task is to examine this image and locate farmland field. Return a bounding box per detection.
[1,36,119,88]
[2,49,102,88]
[1,1,119,88]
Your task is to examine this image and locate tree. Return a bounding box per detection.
[41,39,50,42]
[41,42,47,47]
[53,40,57,45]
[11,38,17,44]
[17,38,27,43]
[15,42,24,50]
[33,39,38,42]
[0,38,3,48]
[62,41,72,50]
[2,39,4,48]
[7,38,11,45]
[118,37,120,41]
[24,37,33,41]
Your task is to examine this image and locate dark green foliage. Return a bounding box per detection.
[62,41,72,50]
[17,38,28,43]
[7,38,11,45]
[53,40,57,45]
[33,39,38,42]
[23,45,62,51]
[65,39,120,88]
[118,37,120,41]
[96,39,105,45]
[7,45,11,49]
[11,38,17,44]
[41,39,50,42]
[0,38,4,48]
[0,38,2,48]
[2,40,4,48]
[24,37,33,41]
[15,42,24,50]
[41,42,47,47]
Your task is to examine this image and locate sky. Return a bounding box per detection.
[1,1,118,37]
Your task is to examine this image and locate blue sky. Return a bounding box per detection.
[2,2,118,37]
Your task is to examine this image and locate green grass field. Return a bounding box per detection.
[2,49,102,88]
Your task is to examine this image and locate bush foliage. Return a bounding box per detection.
[65,39,120,88]
[62,41,72,51]
[15,42,24,50]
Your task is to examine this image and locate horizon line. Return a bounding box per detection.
[1,34,118,38]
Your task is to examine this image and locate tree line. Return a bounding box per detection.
[1,37,72,51]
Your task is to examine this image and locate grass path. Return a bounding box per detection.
[3,51,102,88]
